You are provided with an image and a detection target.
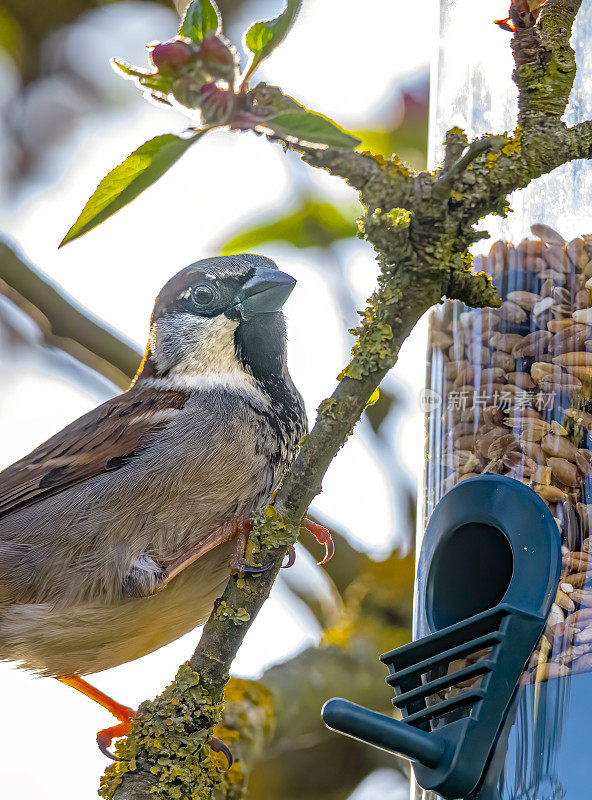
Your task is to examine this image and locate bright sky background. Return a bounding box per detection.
[0,1,446,796]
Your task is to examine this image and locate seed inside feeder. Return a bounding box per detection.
[426,224,592,685]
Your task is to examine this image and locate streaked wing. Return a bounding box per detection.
[0,385,189,521]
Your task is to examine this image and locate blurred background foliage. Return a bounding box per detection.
[0,1,429,798]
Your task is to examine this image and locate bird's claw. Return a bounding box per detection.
[230,518,333,572]
[56,675,136,761]
[230,554,274,573]
[97,735,122,761]
[281,545,296,569]
[302,519,334,565]
[229,519,274,573]
[97,718,134,761]
[209,736,233,768]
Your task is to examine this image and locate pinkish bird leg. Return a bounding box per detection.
[302,519,334,565]
[164,518,253,584]
[229,520,273,573]
[135,517,272,594]
[56,674,136,760]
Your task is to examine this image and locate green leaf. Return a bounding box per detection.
[111,57,150,79]
[137,74,173,93]
[60,132,204,247]
[178,0,221,45]
[220,199,358,253]
[111,58,172,94]
[244,0,301,78]
[264,110,361,149]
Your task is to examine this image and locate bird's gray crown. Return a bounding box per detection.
[153,254,278,320]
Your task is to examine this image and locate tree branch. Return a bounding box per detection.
[512,0,582,135]
[564,118,592,159]
[102,3,592,798]
[0,240,141,389]
[432,135,506,201]
[295,145,413,211]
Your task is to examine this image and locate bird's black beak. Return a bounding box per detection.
[235,267,296,320]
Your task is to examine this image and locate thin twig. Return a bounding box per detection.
[433,136,506,200]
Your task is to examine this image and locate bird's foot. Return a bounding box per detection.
[162,515,332,578]
[301,519,334,564]
[209,736,233,768]
[56,675,136,760]
[98,719,234,767]
[97,709,136,760]
[229,519,274,573]
[230,519,333,571]
[159,517,258,587]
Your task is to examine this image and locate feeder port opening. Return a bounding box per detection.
[427,522,514,631]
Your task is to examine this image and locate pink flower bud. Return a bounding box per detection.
[200,82,234,123]
[198,37,235,72]
[150,40,194,70]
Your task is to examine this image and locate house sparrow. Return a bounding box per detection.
[0,253,330,758]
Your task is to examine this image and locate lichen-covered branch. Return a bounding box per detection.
[103,2,592,798]
[511,0,582,134]
[0,240,142,389]
[565,118,592,158]
[432,135,506,200]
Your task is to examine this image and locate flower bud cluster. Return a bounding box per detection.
[147,35,237,122]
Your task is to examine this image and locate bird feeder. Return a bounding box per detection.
[322,2,592,797]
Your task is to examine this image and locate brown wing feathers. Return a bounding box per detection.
[0,386,189,521]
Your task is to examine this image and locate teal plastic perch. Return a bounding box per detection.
[322,697,446,766]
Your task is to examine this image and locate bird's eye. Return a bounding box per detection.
[191,284,216,307]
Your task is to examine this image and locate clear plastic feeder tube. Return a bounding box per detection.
[417,2,592,798]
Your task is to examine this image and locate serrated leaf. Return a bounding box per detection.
[264,111,360,149]
[244,0,301,79]
[60,132,204,247]
[220,199,358,253]
[178,0,221,45]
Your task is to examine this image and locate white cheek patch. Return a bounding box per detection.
[153,313,245,378]
[147,312,271,405]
